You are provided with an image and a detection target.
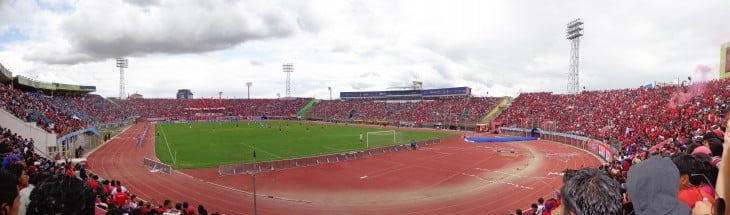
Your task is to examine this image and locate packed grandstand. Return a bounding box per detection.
[0,60,728,215]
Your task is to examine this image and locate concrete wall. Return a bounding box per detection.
[0,108,56,157]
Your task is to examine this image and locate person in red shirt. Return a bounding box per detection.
[183,202,197,215]
[112,187,129,209]
[711,125,723,137]
[140,201,151,215]
[64,164,74,176]
[158,199,171,213]
[672,154,707,209]
[87,175,99,194]
[100,180,111,202]
[621,159,631,173]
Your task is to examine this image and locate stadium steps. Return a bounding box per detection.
[297,98,317,118]
[480,96,511,124]
[103,96,121,108]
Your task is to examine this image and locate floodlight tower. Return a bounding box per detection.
[328,86,332,100]
[283,63,294,98]
[566,19,584,94]
[219,91,223,106]
[116,58,128,99]
[246,82,253,99]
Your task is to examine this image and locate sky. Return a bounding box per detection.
[0,0,729,99]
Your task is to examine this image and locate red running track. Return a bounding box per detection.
[88,123,603,215]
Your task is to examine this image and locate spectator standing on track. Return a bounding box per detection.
[410,139,417,150]
[136,135,143,148]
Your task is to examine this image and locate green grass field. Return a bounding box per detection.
[154,121,456,169]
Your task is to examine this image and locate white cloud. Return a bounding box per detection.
[0,0,729,99]
[23,0,298,64]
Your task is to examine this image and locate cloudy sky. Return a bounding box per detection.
[0,0,729,99]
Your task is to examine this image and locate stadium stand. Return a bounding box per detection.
[0,82,128,137]
[115,98,311,120]
[497,79,730,148]
[1,57,727,214]
[308,97,502,128]
[498,79,730,214]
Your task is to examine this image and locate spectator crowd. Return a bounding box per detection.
[1,123,222,214]
[116,98,310,120]
[0,82,128,137]
[309,97,502,126]
[503,80,730,215]
[497,79,730,151]
[3,75,730,214]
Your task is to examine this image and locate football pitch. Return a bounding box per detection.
[154,121,457,169]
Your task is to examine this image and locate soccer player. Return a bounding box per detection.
[359,133,363,142]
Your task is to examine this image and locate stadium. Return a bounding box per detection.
[1,2,730,215]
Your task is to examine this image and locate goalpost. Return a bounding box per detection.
[366,130,398,148]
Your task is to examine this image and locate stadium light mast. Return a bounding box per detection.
[328,86,332,100]
[116,58,128,99]
[566,19,584,95]
[283,63,294,98]
[246,82,253,99]
[219,91,223,107]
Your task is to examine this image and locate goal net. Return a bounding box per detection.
[366,130,401,148]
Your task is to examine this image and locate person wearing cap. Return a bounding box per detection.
[692,146,712,157]
[626,156,691,214]
[707,138,723,169]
